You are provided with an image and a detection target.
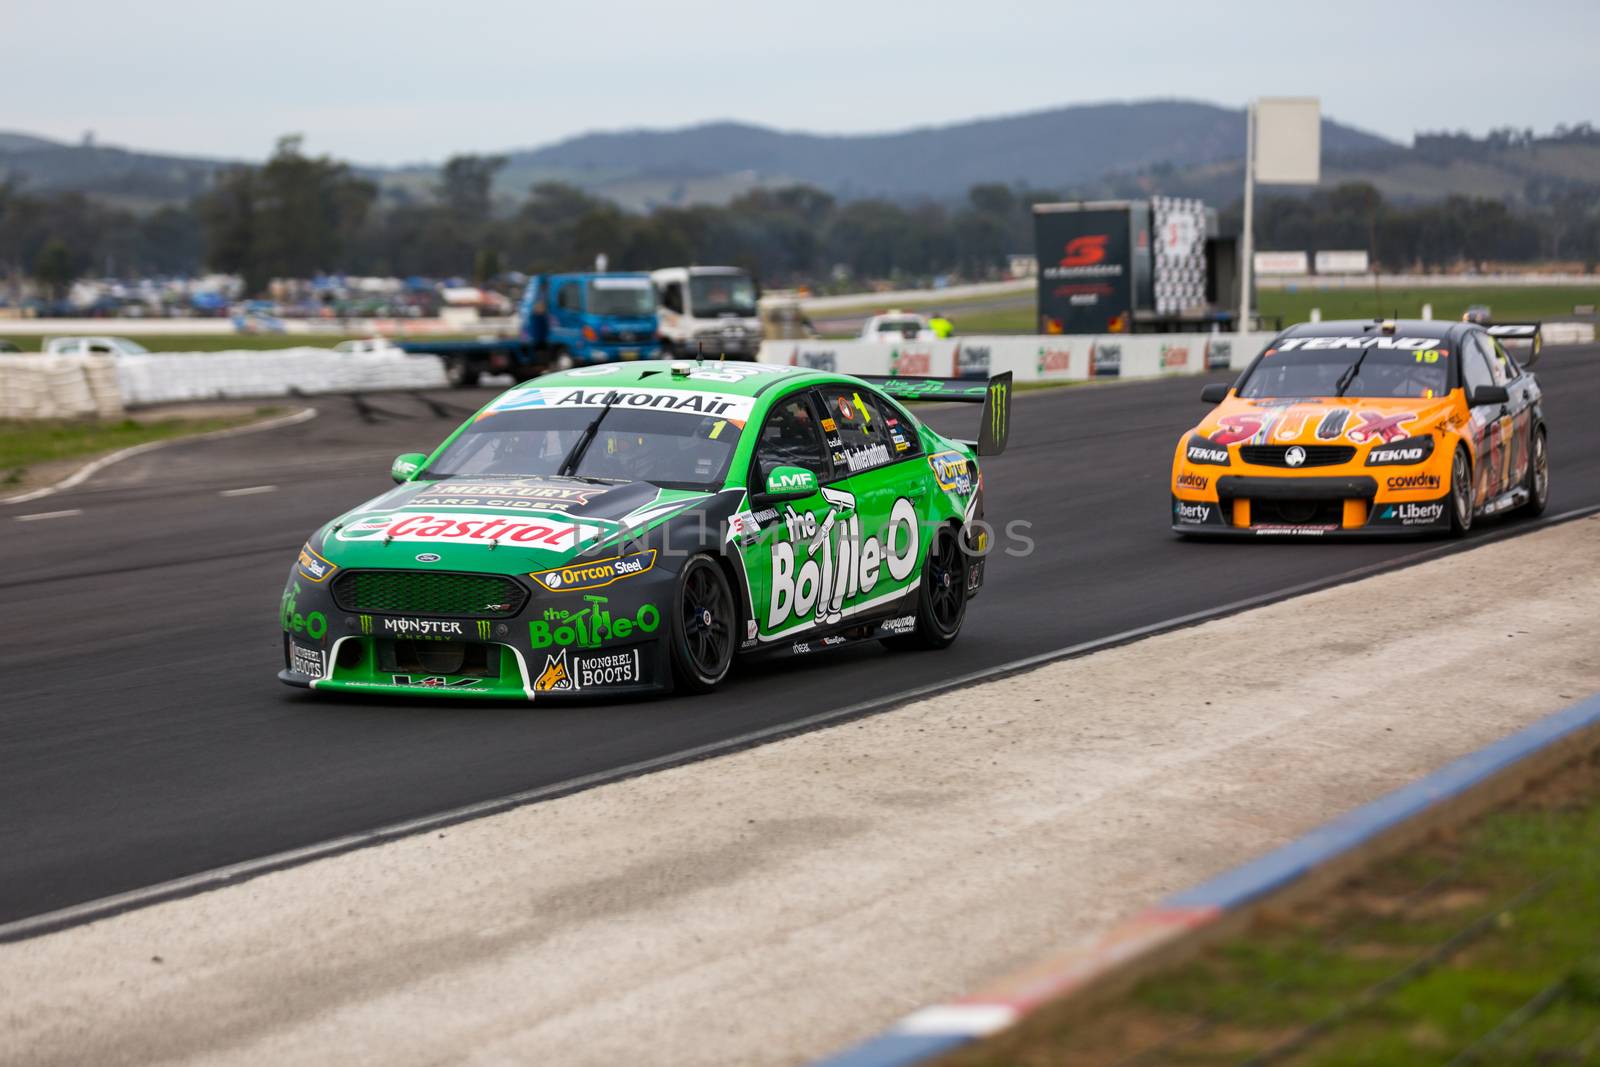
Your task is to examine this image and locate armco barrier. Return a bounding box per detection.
[758,333,1280,383]
[0,354,123,419]
[813,687,1600,1067]
[114,348,449,406]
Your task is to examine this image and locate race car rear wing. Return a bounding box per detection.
[855,372,1012,456]
[1486,322,1543,368]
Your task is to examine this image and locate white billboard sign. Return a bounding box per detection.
[1314,250,1370,274]
[1254,251,1309,275]
[1255,97,1321,185]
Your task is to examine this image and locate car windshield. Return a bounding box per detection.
[116,339,150,355]
[587,280,656,317]
[688,274,757,317]
[423,406,738,489]
[1238,339,1451,399]
[875,320,922,334]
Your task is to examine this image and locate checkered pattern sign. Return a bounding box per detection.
[1153,196,1208,315]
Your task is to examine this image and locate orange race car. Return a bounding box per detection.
[1171,319,1548,538]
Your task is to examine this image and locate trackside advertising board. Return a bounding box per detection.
[1034,203,1134,335]
[758,332,1281,381]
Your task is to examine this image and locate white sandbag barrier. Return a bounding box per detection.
[1543,322,1596,345]
[0,354,124,419]
[757,332,1281,383]
[113,348,449,406]
[0,349,448,419]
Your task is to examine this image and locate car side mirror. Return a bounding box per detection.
[391,452,427,483]
[1200,383,1230,404]
[763,465,817,499]
[1468,385,1509,407]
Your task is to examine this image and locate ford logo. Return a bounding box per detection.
[1285,446,1307,467]
[415,553,441,563]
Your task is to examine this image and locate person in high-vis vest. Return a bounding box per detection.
[928,312,954,338]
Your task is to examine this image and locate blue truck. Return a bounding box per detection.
[400,272,661,387]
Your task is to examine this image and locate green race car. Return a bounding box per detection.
[279,360,1010,699]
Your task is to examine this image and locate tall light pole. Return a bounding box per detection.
[1239,102,1256,334]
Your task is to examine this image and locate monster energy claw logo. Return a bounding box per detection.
[989,381,1008,441]
[476,620,491,640]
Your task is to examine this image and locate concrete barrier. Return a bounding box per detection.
[1,349,447,418]
[0,316,514,338]
[0,355,123,419]
[758,323,1594,386]
[758,332,1281,383]
[1544,321,1596,345]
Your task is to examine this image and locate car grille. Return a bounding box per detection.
[332,571,528,618]
[1239,444,1356,468]
[1249,498,1346,525]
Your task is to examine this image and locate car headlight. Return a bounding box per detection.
[1365,436,1434,466]
[1184,434,1231,466]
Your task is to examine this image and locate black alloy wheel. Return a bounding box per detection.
[1449,445,1473,537]
[671,555,736,691]
[1522,426,1549,516]
[884,523,968,651]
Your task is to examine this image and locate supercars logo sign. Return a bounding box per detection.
[1059,235,1108,267]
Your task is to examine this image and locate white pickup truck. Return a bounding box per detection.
[858,312,935,342]
[651,266,763,360]
[43,336,152,359]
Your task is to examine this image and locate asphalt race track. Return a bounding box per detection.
[4,347,1598,928]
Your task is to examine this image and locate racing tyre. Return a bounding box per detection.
[883,523,968,652]
[445,356,480,388]
[1448,444,1473,537]
[669,555,736,692]
[1520,425,1549,517]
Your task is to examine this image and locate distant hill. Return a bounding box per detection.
[479,100,1393,208]
[0,136,243,211]
[4,102,1592,215]
[1093,136,1600,207]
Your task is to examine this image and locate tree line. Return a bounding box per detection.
[4,134,1599,300]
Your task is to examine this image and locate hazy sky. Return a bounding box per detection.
[3,0,1594,164]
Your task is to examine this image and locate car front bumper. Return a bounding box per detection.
[1170,479,1453,538]
[278,562,678,701]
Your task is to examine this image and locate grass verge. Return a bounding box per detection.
[0,408,284,486]
[1259,284,1600,326]
[820,284,1599,338]
[947,748,1600,1067]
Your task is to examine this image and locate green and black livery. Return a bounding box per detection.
[279,361,1011,700]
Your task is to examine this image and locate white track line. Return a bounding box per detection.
[220,485,278,497]
[14,509,82,522]
[0,407,317,506]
